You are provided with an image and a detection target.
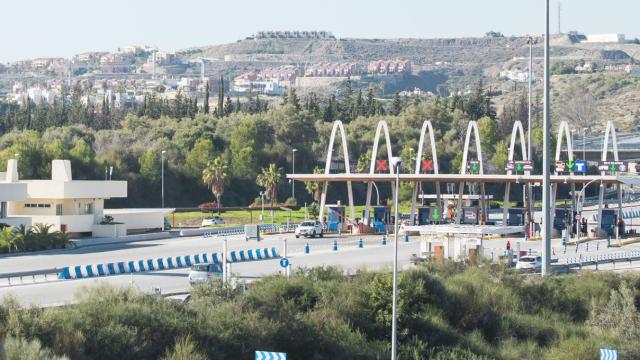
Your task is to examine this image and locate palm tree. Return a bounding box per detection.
[0,226,23,253]
[305,167,324,202]
[256,163,283,207]
[202,157,228,209]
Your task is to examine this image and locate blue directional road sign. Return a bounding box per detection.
[279,258,289,268]
[574,160,587,173]
[256,351,287,360]
[600,348,618,360]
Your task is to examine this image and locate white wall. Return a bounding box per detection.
[104,209,167,231]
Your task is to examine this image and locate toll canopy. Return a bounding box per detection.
[404,224,525,236]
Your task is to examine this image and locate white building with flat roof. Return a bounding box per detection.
[6,159,127,235]
[0,159,29,227]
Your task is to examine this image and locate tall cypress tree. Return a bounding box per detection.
[203,81,210,114]
[217,76,224,117]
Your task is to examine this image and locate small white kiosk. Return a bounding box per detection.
[404,224,525,262]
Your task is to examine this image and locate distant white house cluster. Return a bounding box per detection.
[0,159,171,237]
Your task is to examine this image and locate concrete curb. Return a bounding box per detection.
[71,232,173,248]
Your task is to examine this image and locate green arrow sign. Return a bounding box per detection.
[610,164,617,171]
[516,163,523,171]
[567,160,575,170]
[472,163,478,173]
[432,208,440,220]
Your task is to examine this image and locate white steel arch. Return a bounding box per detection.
[597,121,622,231]
[365,120,395,216]
[319,120,355,222]
[410,120,441,225]
[456,121,487,223]
[551,121,576,228]
[503,121,528,224]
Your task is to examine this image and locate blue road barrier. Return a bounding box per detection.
[358,238,363,248]
[304,243,310,254]
[332,240,338,251]
[58,247,280,280]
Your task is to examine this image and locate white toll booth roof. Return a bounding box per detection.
[404,224,525,236]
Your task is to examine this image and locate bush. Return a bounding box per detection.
[2,263,640,358]
[1,336,68,360]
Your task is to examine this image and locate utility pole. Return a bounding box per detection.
[542,0,552,276]
[390,156,402,360]
[527,36,534,236]
[292,149,297,200]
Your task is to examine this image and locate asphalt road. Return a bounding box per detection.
[0,233,420,306]
[2,232,640,307]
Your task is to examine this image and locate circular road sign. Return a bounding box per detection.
[280,258,289,268]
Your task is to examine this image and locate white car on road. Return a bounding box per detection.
[201,215,225,227]
[295,220,324,238]
[515,255,542,271]
[188,263,223,285]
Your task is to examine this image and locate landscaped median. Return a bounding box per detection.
[57,247,279,279]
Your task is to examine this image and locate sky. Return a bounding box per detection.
[1,0,638,63]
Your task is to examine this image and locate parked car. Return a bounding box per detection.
[188,263,223,285]
[202,215,225,227]
[515,255,542,271]
[295,220,324,238]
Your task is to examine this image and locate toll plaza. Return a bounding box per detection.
[417,194,494,224]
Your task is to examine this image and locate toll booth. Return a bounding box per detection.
[417,207,431,225]
[553,209,569,231]
[372,206,391,224]
[326,205,345,232]
[600,209,617,236]
[461,207,479,225]
[507,208,526,226]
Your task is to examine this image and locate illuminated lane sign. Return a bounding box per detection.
[574,160,587,173]
[505,160,533,173]
[466,160,480,174]
[421,159,433,172]
[598,161,626,172]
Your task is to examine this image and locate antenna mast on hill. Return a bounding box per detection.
[557,2,562,34]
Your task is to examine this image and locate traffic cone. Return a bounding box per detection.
[332,240,338,251]
[304,243,310,254]
[358,238,363,248]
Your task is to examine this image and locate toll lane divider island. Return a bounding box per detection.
[58,247,280,280]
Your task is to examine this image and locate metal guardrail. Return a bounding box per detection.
[0,268,63,286]
[201,224,299,238]
[557,251,640,270]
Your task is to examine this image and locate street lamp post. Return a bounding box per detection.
[527,35,535,241]
[582,127,587,164]
[292,149,297,200]
[390,156,402,360]
[542,0,552,276]
[259,191,265,222]
[161,150,166,231]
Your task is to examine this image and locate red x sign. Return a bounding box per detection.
[421,159,433,172]
[375,159,388,172]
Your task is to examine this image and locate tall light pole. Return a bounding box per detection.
[541,0,552,276]
[291,149,297,200]
[390,156,402,360]
[161,150,166,209]
[161,150,167,231]
[527,36,535,235]
[582,127,587,163]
